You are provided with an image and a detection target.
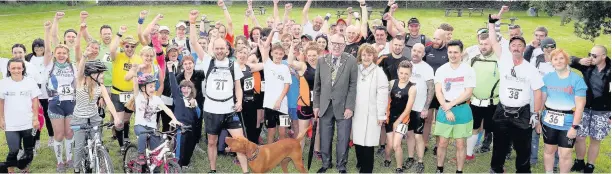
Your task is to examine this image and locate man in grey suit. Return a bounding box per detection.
[313,33,358,173]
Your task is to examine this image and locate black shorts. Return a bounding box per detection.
[409,111,424,134]
[542,124,576,148]
[470,104,497,130]
[297,105,314,120]
[385,114,401,133]
[254,93,265,110]
[264,108,283,129]
[204,112,243,135]
[110,94,134,113]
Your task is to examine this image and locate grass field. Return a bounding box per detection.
[0,2,610,173]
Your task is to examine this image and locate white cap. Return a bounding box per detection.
[176,22,187,28]
[159,26,170,32]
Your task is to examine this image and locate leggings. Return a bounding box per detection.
[241,100,261,144]
[177,126,196,167]
[5,129,35,168]
[40,99,53,137]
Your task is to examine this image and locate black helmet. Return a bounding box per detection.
[84,60,107,76]
[137,74,158,88]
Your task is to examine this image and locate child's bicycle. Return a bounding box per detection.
[122,125,191,173]
[70,122,115,173]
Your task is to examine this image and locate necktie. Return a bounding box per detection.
[332,57,338,67]
[331,56,338,85]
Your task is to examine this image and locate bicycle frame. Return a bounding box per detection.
[143,132,177,172]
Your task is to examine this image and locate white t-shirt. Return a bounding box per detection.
[202,56,244,114]
[173,37,192,57]
[302,21,322,39]
[498,50,544,107]
[434,63,476,102]
[195,53,212,71]
[410,61,434,111]
[536,62,555,77]
[0,58,36,81]
[528,45,544,63]
[377,42,391,57]
[0,77,40,131]
[263,60,292,114]
[134,94,164,129]
[463,45,480,64]
[28,56,49,99]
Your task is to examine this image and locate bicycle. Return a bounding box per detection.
[123,125,192,173]
[70,122,115,173]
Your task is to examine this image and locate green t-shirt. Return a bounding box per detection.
[470,53,500,105]
[95,44,113,87]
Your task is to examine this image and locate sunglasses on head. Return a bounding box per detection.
[509,25,521,29]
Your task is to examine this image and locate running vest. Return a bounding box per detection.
[205,59,236,102]
[241,65,255,100]
[253,71,263,94]
[470,53,500,106]
[389,80,413,116]
[298,64,316,106]
[47,62,77,101]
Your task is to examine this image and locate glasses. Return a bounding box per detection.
[588,53,601,58]
[409,24,420,28]
[330,41,345,47]
[125,45,136,49]
[543,44,556,49]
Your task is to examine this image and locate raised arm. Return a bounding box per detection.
[189,10,207,61]
[80,11,94,42]
[302,0,313,25]
[218,0,234,36]
[51,12,64,47]
[287,41,305,71]
[273,0,280,22]
[43,21,53,66]
[488,14,502,59]
[75,23,85,64]
[320,13,331,34]
[359,0,368,39]
[110,26,127,60]
[282,3,292,25]
[142,14,163,46]
[259,39,272,63]
[137,10,148,46]
[346,7,354,26]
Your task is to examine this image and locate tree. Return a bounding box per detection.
[531,1,611,42]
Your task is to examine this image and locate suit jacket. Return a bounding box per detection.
[313,52,358,119]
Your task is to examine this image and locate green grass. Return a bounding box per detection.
[0,3,610,173]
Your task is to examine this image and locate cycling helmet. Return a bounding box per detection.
[137,75,158,88]
[84,60,107,76]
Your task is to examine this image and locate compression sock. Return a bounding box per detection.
[124,121,131,139]
[64,138,73,161]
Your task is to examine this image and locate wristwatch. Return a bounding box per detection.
[572,125,581,130]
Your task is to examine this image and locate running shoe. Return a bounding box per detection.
[415,162,425,174]
[56,162,65,173]
[403,158,415,169]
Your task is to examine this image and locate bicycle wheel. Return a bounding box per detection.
[164,160,181,174]
[96,146,114,173]
[123,144,142,173]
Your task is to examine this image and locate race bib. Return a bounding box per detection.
[101,53,111,63]
[244,77,254,91]
[507,88,521,100]
[544,110,565,127]
[279,115,291,127]
[58,85,74,95]
[471,98,490,107]
[261,81,266,92]
[395,123,408,135]
[119,92,133,103]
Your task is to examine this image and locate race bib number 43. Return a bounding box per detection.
[544,110,565,127]
[59,85,74,95]
[119,93,133,103]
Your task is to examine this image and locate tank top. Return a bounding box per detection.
[285,61,300,109]
[73,85,102,118]
[298,63,316,106]
[389,80,413,116]
[241,65,255,100]
[47,62,76,101]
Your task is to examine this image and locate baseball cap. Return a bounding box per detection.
[122,35,138,45]
[301,34,313,41]
[175,22,187,28]
[408,17,419,24]
[509,36,526,46]
[477,28,488,35]
[336,19,347,26]
[159,26,171,33]
[540,37,556,48]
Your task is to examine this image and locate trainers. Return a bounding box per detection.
[315,151,322,160]
[403,158,415,169]
[584,163,595,173]
[415,162,425,174]
[395,168,404,173]
[383,160,391,167]
[376,146,386,155]
[56,162,65,173]
[208,170,217,173]
[571,159,585,172]
[65,160,73,168]
[466,155,475,161]
[137,154,146,165]
[478,145,491,153]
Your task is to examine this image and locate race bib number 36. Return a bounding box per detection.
[119,93,133,103]
[544,110,565,127]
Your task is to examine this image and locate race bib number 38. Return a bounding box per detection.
[544,110,565,127]
[119,92,133,103]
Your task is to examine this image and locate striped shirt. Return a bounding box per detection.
[73,86,102,118]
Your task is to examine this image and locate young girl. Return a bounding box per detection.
[0,58,40,173]
[132,74,182,165]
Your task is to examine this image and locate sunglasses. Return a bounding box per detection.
[543,44,556,49]
[125,45,136,49]
[511,66,517,77]
[509,25,521,29]
[588,53,601,58]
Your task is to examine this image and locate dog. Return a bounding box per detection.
[225,126,311,173]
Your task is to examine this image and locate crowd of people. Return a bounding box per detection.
[0,0,610,173]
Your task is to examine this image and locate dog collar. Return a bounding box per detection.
[247,146,260,161]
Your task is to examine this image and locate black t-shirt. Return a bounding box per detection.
[344,38,366,58]
[378,54,409,81]
[424,45,448,73]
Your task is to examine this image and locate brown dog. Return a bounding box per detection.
[226,126,311,173]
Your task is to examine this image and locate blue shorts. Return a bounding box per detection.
[48,99,76,119]
[288,108,298,120]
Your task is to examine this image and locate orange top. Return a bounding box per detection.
[297,75,311,106]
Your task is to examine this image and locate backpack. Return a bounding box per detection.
[205,58,236,102]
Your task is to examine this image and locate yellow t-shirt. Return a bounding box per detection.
[111,52,142,94]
